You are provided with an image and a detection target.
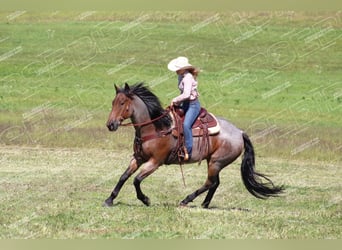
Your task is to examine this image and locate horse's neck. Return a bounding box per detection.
[131,97,155,135]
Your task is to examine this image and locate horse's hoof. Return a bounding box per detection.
[143,197,151,206]
[179,201,188,207]
[201,202,209,209]
[103,200,113,207]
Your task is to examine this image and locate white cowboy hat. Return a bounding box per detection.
[167,56,194,72]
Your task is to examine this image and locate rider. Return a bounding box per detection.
[168,56,201,161]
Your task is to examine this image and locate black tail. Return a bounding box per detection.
[241,132,284,199]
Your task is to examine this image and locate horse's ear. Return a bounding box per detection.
[114,84,119,93]
[124,83,130,93]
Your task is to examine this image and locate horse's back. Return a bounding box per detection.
[211,117,244,162]
[217,117,243,136]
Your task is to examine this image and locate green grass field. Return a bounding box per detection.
[0,11,341,239]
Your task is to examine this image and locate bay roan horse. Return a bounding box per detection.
[105,83,283,208]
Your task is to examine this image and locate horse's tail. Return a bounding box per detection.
[241,132,284,199]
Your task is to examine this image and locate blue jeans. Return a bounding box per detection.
[182,99,201,156]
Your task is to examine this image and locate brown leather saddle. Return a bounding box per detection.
[171,107,219,137]
[166,107,220,165]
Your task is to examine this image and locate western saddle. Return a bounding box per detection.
[167,106,220,164]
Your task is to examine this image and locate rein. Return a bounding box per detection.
[120,107,171,128]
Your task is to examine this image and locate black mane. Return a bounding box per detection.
[119,83,172,130]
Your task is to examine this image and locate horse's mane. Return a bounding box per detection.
[119,83,172,130]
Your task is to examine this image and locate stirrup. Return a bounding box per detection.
[179,146,190,161]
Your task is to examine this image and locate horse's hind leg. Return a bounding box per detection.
[201,175,220,208]
[180,166,220,207]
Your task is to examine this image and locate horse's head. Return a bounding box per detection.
[106,83,134,131]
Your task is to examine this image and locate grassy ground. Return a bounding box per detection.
[0,11,341,238]
[0,146,340,239]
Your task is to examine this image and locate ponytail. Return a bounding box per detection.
[188,67,200,80]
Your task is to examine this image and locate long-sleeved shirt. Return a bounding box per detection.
[172,72,199,104]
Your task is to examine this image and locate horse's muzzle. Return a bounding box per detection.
[106,120,120,131]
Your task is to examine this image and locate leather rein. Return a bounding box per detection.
[120,106,171,128]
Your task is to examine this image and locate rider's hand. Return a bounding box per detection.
[171,98,178,107]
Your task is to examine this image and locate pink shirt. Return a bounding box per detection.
[172,72,199,104]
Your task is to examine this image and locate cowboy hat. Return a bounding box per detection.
[167,56,194,72]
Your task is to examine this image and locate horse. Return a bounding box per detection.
[104,83,283,208]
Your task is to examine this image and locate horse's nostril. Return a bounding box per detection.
[107,121,117,131]
[107,122,113,130]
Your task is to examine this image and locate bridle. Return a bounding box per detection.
[120,106,172,128]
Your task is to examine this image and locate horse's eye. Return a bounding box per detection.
[120,102,125,106]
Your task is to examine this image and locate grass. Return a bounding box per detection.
[0,146,340,239]
[0,11,341,238]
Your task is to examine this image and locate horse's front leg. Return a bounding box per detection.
[103,157,141,207]
[133,159,160,206]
